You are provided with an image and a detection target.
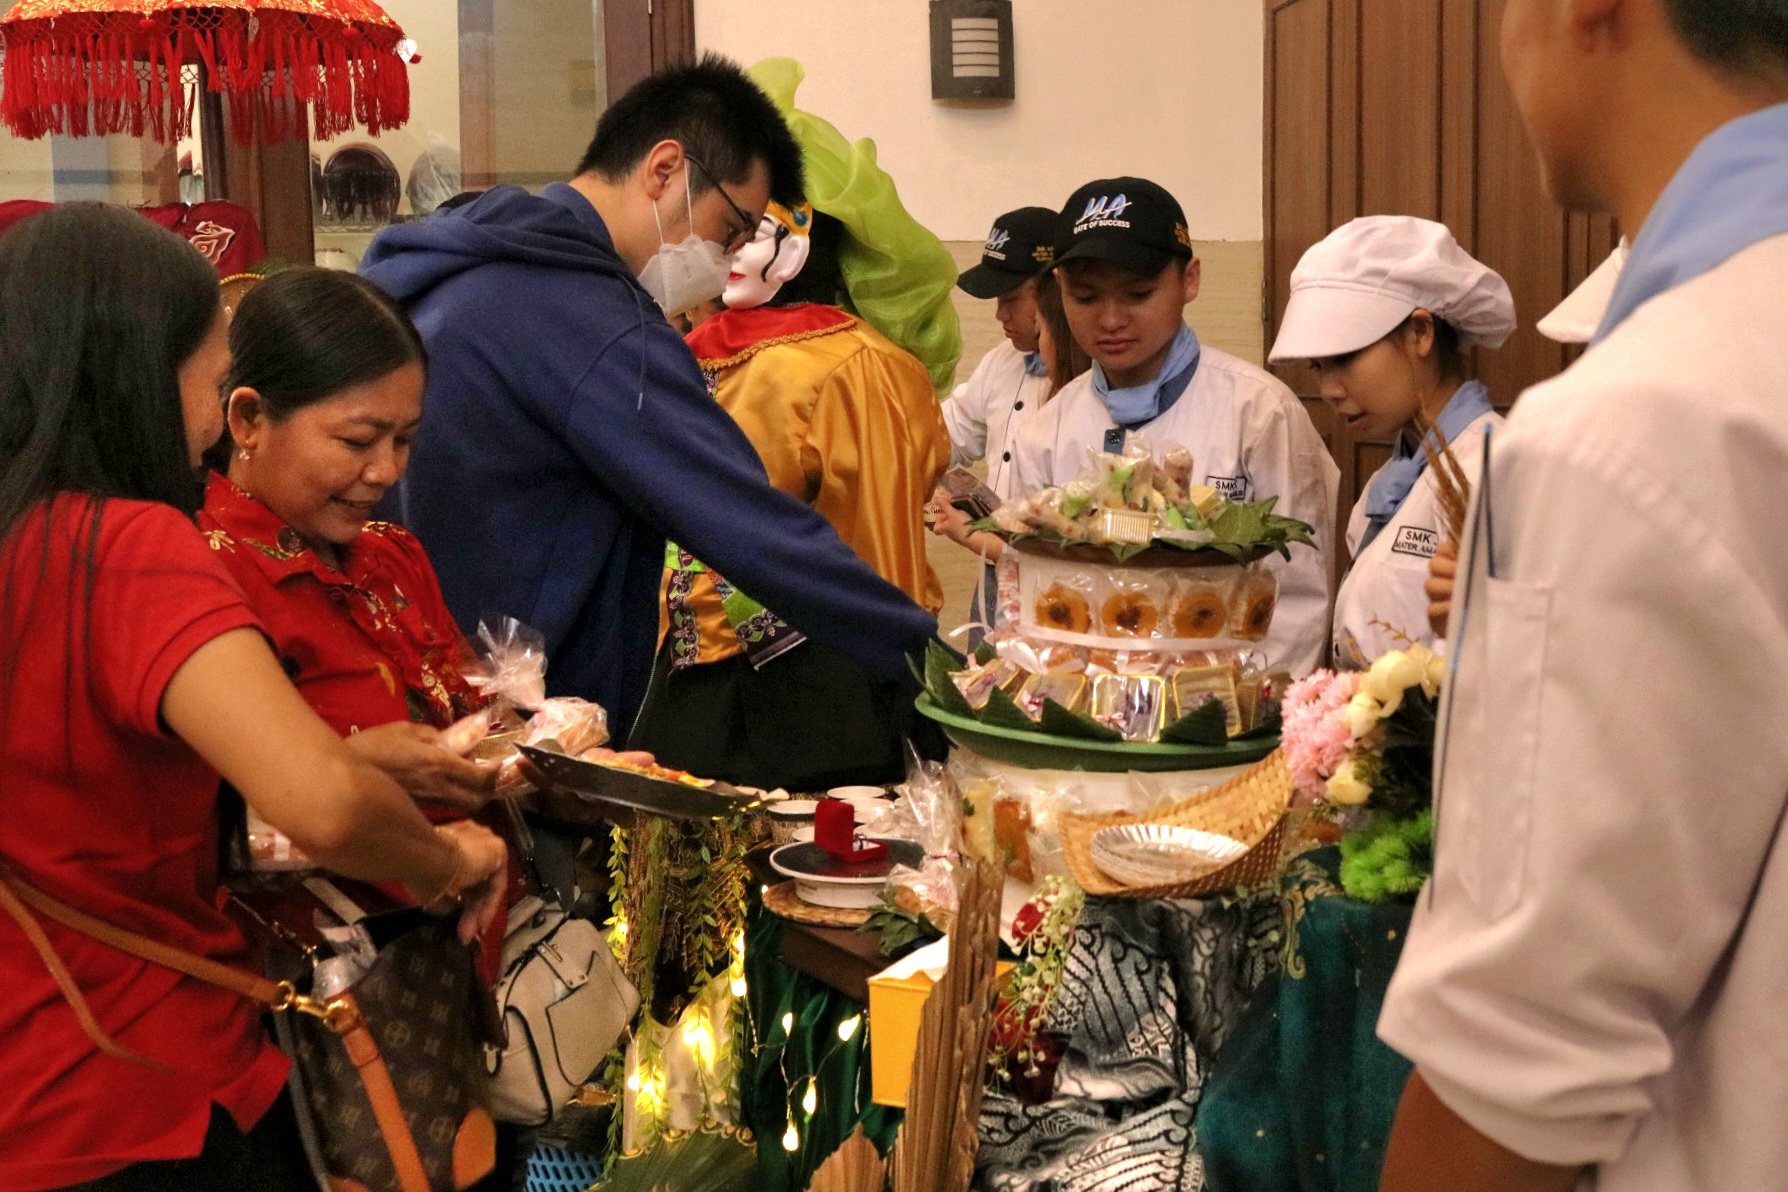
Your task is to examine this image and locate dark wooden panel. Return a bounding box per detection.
[1438,0,1478,242]
[653,0,695,68]
[605,0,654,102]
[1470,0,1566,406]
[1265,0,1332,399]
[1359,0,1441,219]
[218,95,313,267]
[1329,0,1360,225]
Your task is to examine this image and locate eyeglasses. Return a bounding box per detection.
[686,153,757,254]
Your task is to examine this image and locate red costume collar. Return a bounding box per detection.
[684,303,856,371]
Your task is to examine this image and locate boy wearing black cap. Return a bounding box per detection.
[940,206,1059,501]
[1010,177,1338,676]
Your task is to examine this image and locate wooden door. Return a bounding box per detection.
[1264,0,1618,580]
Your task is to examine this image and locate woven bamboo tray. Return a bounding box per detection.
[1061,749,1294,898]
[761,880,872,928]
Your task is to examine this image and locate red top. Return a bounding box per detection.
[0,497,290,1190]
[196,475,515,977]
[196,473,484,736]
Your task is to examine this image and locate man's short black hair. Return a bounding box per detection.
[1661,0,1788,78]
[577,53,805,207]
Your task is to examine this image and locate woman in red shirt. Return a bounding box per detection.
[0,206,507,1190]
[197,268,496,806]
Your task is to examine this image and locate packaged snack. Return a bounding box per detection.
[1091,673,1169,742]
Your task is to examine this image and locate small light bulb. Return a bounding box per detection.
[731,976,748,997]
[802,1082,818,1115]
[626,1071,642,1092]
[683,1016,703,1044]
[782,1125,800,1152]
[837,1015,862,1042]
[781,1012,794,1035]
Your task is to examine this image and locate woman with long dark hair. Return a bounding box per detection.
[0,205,506,1189]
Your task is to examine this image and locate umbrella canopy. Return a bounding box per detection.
[0,0,412,144]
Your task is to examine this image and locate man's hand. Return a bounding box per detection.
[1425,542,1459,639]
[928,488,978,547]
[1381,1070,1582,1192]
[345,722,500,812]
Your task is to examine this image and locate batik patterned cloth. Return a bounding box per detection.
[977,893,1282,1192]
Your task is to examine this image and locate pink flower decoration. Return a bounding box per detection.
[1281,670,1359,800]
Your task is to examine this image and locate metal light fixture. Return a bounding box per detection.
[930,0,1014,101]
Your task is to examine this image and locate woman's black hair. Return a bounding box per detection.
[1395,311,1471,382]
[0,202,223,725]
[213,268,426,469]
[767,210,846,308]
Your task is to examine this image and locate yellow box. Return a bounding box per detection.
[867,961,1013,1108]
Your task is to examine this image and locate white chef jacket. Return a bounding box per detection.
[1008,343,1339,676]
[1378,232,1788,1191]
[1333,409,1501,668]
[940,340,1054,500]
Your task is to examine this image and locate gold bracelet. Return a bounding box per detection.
[422,830,467,909]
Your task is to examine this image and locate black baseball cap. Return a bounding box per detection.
[956,206,1058,299]
[1054,177,1194,276]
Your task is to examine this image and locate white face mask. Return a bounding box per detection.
[637,164,732,314]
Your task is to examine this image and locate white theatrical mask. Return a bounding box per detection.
[722,206,814,311]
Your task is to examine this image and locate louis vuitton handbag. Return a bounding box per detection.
[0,866,498,1192]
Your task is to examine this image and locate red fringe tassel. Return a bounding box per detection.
[0,9,409,144]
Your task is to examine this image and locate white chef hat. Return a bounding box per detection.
[1268,216,1516,363]
[1536,240,1627,344]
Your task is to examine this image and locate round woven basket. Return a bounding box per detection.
[1061,749,1294,898]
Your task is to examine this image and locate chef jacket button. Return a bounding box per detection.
[1014,401,1024,410]
[1002,451,1012,462]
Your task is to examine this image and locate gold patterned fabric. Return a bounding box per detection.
[667,305,950,666]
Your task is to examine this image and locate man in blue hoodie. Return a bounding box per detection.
[361,55,939,735]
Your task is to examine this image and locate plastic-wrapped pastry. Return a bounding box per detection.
[1036,582,1093,633]
[1100,589,1160,638]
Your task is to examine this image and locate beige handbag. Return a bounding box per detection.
[485,893,638,1126]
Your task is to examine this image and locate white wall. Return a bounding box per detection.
[695,0,1264,243]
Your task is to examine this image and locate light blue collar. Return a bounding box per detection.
[1359,380,1494,550]
[1595,102,1788,342]
[1022,351,1049,378]
[1092,325,1201,428]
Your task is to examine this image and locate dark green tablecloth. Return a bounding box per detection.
[1196,850,1414,1192]
[739,911,901,1192]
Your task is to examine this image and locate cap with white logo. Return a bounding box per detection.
[1268,216,1516,363]
[957,206,1058,300]
[1053,177,1195,277]
[1536,240,1627,344]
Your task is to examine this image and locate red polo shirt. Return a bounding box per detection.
[0,497,289,1190]
[195,473,483,735]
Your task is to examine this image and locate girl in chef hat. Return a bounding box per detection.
[1269,215,1516,667]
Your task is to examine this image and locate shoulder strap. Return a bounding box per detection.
[0,864,286,1071]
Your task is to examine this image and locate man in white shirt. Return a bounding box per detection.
[1010,177,1338,676]
[941,206,1058,500]
[1378,3,1788,1191]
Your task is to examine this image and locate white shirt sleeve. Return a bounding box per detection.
[1239,388,1338,676]
[1379,407,1788,1166]
[941,350,996,468]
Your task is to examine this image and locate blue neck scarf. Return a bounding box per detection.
[1358,380,1495,552]
[1023,351,1049,378]
[1596,101,1788,343]
[1092,325,1201,428]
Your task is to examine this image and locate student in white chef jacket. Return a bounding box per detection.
[940,206,1058,500]
[1267,216,1515,669]
[1011,176,1339,676]
[1376,3,1788,1191]
[932,206,1058,628]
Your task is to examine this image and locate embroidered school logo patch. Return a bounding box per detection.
[1206,474,1248,501]
[984,227,1011,261]
[1074,194,1132,234]
[1391,525,1440,559]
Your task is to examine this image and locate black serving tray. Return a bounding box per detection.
[518,745,762,822]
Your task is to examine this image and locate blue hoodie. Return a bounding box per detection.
[361,183,937,732]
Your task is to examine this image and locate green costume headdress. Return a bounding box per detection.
[748,57,964,392]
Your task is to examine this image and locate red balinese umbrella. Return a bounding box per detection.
[0,0,414,144]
